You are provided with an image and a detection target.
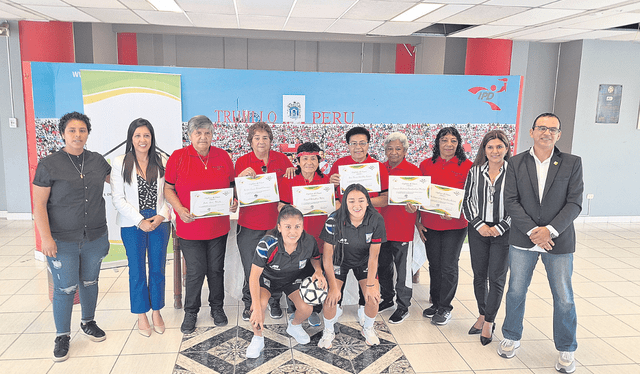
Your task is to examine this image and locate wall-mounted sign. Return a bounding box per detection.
[595,84,622,124]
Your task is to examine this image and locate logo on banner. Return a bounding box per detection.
[283,95,305,124]
[468,78,508,111]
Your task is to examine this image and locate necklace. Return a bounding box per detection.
[197,151,210,170]
[66,151,85,179]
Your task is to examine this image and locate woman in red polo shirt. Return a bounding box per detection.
[235,122,294,321]
[415,127,472,326]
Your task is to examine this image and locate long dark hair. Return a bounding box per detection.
[431,126,467,165]
[123,118,165,184]
[331,183,377,265]
[295,142,324,178]
[473,130,511,167]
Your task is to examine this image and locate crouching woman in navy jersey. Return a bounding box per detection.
[246,206,326,358]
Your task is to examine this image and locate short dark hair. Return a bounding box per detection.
[295,142,324,177]
[533,113,561,130]
[59,111,91,137]
[345,126,370,143]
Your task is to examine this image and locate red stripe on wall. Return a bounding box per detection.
[18,21,74,63]
[395,44,415,74]
[117,33,138,65]
[465,38,512,76]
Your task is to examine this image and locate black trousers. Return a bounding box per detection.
[468,225,509,323]
[236,225,282,308]
[425,227,467,312]
[180,235,227,313]
[378,240,413,310]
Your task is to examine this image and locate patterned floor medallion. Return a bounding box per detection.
[174,321,415,374]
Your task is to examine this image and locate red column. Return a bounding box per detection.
[117,33,138,65]
[395,44,415,74]
[19,21,75,62]
[465,38,512,76]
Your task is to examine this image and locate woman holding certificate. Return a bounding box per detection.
[164,115,237,334]
[318,184,386,348]
[110,118,171,337]
[462,130,511,345]
[235,122,294,322]
[245,206,325,358]
[416,127,472,326]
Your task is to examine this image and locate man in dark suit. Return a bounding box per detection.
[497,113,583,374]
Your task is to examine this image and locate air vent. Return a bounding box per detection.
[412,23,475,37]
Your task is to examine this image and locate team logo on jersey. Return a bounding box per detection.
[299,259,307,269]
[333,265,341,275]
[264,278,271,287]
[366,233,373,243]
[270,264,280,270]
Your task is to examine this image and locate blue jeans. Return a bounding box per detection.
[502,246,577,352]
[48,232,109,336]
[121,209,170,314]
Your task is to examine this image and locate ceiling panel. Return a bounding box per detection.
[484,0,555,6]
[0,2,46,19]
[563,13,640,29]
[432,0,484,4]
[509,27,587,40]
[0,9,20,18]
[290,0,358,19]
[414,4,474,22]
[236,0,293,17]
[63,0,126,9]
[490,8,584,26]
[175,0,235,14]
[239,15,287,31]
[601,32,640,41]
[449,24,522,38]
[283,17,336,32]
[9,0,66,5]
[547,29,638,41]
[543,0,629,10]
[343,0,414,21]
[325,18,384,34]
[441,5,529,24]
[369,21,433,36]
[79,8,147,24]
[134,10,193,26]
[186,12,238,28]
[117,0,156,11]
[23,5,99,21]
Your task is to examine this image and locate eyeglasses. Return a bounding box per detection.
[534,126,560,135]
[261,166,267,173]
[349,141,369,147]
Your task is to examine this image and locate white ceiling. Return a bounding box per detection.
[1,0,639,42]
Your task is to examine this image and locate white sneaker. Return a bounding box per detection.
[362,326,380,345]
[556,351,576,373]
[497,338,520,359]
[245,336,264,358]
[286,320,310,344]
[317,328,335,349]
[357,305,365,327]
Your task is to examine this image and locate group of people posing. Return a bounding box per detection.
[33,112,582,374]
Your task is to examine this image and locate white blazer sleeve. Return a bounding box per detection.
[110,155,145,225]
[158,156,172,222]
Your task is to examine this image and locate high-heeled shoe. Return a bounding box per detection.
[468,325,482,335]
[152,313,165,334]
[138,321,152,337]
[480,323,496,346]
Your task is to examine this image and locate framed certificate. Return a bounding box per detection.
[190,188,234,218]
[338,163,381,194]
[419,184,465,219]
[235,172,280,207]
[388,176,431,207]
[292,184,336,216]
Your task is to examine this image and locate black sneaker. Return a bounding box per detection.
[268,300,283,319]
[422,305,438,318]
[378,299,394,313]
[431,309,452,325]
[242,306,251,321]
[53,335,70,362]
[80,321,106,342]
[211,308,228,326]
[181,312,198,334]
[389,308,409,324]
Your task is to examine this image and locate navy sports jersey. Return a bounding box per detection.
[320,210,386,268]
[252,231,320,283]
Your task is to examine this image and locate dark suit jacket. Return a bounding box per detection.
[504,146,583,254]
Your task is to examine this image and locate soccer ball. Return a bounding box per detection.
[299,276,328,306]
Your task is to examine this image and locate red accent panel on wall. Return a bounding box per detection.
[395,44,415,74]
[117,33,138,65]
[465,38,512,76]
[18,21,74,63]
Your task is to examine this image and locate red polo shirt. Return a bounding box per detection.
[235,150,293,230]
[381,158,421,242]
[280,172,332,250]
[165,145,234,240]
[419,156,472,231]
[329,154,389,213]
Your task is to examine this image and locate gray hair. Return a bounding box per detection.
[384,132,409,150]
[187,115,214,137]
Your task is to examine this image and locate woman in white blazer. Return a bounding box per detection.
[110,118,171,337]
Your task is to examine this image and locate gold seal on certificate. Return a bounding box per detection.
[292,184,336,216]
[235,172,280,207]
[419,184,465,218]
[338,163,381,193]
[388,176,431,207]
[190,188,234,219]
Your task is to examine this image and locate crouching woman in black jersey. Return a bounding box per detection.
[318,183,387,348]
[246,205,326,358]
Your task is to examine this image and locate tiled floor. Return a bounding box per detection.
[1,218,640,373]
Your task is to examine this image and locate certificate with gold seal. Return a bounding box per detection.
[235,173,280,207]
[338,163,381,194]
[292,184,336,216]
[190,188,234,219]
[419,184,464,219]
[388,176,431,207]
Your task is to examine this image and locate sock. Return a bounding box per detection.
[323,316,335,331]
[364,314,375,329]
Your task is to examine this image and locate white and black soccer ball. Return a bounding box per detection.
[299,276,328,306]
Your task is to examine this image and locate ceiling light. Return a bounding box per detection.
[391,3,444,22]
[147,0,182,13]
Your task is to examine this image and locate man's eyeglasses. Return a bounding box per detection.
[349,141,369,147]
[534,126,560,135]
